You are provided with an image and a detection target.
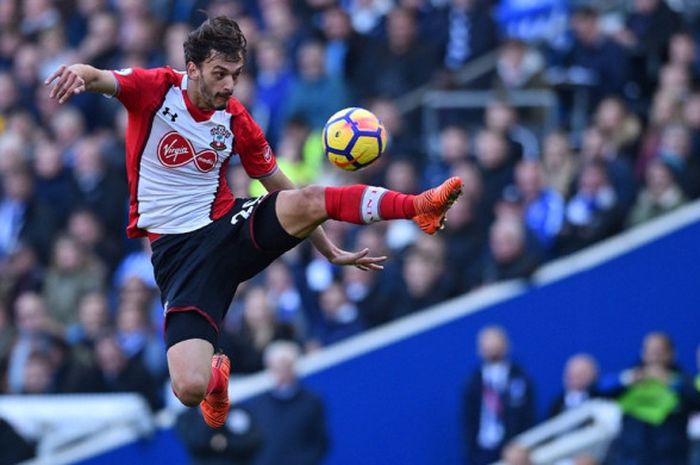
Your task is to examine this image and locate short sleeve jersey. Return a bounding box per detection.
[111,67,278,238]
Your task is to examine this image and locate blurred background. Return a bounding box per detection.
[1,0,700,464]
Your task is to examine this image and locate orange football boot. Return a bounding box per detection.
[200,353,231,428]
[412,176,464,235]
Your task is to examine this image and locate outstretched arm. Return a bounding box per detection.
[45,64,117,103]
[259,170,386,271]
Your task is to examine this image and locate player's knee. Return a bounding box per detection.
[297,185,327,222]
[172,372,209,406]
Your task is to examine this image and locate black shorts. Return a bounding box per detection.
[151,192,303,349]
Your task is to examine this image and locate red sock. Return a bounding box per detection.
[206,366,226,395]
[324,185,416,224]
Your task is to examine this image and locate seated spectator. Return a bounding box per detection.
[548,353,599,418]
[282,40,351,130]
[424,125,470,195]
[474,129,516,218]
[636,90,684,179]
[87,332,162,411]
[485,100,539,161]
[600,332,698,465]
[0,241,44,309]
[5,292,62,394]
[342,262,393,329]
[248,341,328,465]
[21,350,54,394]
[593,97,640,161]
[493,39,545,94]
[557,160,623,255]
[578,125,637,212]
[390,235,450,318]
[32,141,79,224]
[221,287,296,374]
[513,160,565,253]
[435,0,499,74]
[463,325,535,465]
[42,234,105,327]
[308,281,364,349]
[0,164,59,263]
[65,291,110,349]
[654,123,700,198]
[471,217,539,289]
[66,208,122,276]
[362,7,439,99]
[264,261,307,340]
[627,158,687,227]
[547,7,629,117]
[114,298,166,381]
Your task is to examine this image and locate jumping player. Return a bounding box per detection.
[46,16,462,428]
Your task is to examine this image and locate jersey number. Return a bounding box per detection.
[230,197,264,225]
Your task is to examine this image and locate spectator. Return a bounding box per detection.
[0,241,44,310]
[474,129,515,218]
[471,217,539,289]
[0,164,58,263]
[391,235,451,318]
[5,292,61,394]
[463,325,535,465]
[282,40,351,130]
[42,234,105,327]
[362,7,439,99]
[436,0,499,74]
[32,141,80,223]
[424,125,471,190]
[21,350,54,394]
[636,90,684,179]
[613,0,682,97]
[513,160,565,252]
[548,353,599,418]
[176,404,262,465]
[654,123,700,198]
[249,341,328,465]
[485,100,539,162]
[86,332,162,411]
[221,286,296,374]
[557,160,623,255]
[548,7,629,121]
[65,291,110,349]
[254,36,295,146]
[309,281,364,348]
[627,158,687,226]
[493,39,545,94]
[600,332,698,465]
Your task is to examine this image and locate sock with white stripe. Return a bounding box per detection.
[324,185,416,224]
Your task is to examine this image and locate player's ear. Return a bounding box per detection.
[186,62,200,81]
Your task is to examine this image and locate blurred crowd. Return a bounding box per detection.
[467,326,700,465]
[0,0,699,459]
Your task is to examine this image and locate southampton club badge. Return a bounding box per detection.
[210,124,231,151]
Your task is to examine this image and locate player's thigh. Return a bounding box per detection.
[167,338,214,404]
[274,185,327,237]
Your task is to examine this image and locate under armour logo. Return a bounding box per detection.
[162,107,178,122]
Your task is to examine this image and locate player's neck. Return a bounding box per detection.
[186,85,214,112]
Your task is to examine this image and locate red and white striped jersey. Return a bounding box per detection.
[111,67,278,238]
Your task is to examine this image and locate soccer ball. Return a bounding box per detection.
[322,107,387,171]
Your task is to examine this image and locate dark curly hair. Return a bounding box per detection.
[184,16,247,66]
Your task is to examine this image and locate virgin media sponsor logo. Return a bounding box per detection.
[157,132,217,172]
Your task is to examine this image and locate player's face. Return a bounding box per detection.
[191,55,244,111]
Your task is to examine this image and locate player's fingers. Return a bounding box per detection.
[58,74,79,103]
[49,70,74,99]
[355,264,370,272]
[356,255,388,265]
[51,73,73,101]
[45,65,66,86]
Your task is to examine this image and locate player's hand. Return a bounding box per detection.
[327,247,387,272]
[45,64,87,104]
